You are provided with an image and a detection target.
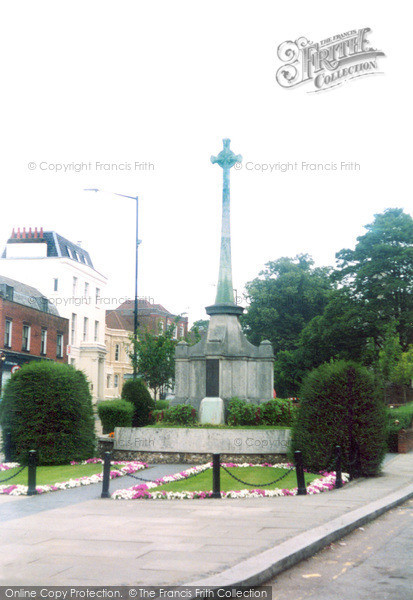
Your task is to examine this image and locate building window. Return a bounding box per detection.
[106,374,111,388]
[72,277,78,296]
[115,344,120,361]
[94,320,99,342]
[180,325,185,338]
[71,314,77,345]
[22,324,31,351]
[159,320,164,333]
[4,319,12,347]
[95,288,100,304]
[83,317,88,341]
[84,282,89,299]
[53,278,58,291]
[41,329,47,355]
[70,358,76,367]
[114,374,119,388]
[57,333,63,358]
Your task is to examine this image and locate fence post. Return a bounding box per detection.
[211,453,221,498]
[294,450,307,495]
[4,431,12,463]
[101,451,112,498]
[27,450,37,496]
[335,445,343,489]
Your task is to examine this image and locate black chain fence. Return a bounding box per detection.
[0,464,27,484]
[124,466,207,485]
[220,464,295,488]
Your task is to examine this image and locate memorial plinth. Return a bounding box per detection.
[174,139,274,410]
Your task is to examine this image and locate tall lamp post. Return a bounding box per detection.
[84,189,140,379]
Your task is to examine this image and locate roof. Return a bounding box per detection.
[0,274,61,316]
[2,228,94,269]
[106,299,187,331]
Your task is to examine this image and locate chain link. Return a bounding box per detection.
[220,464,295,488]
[125,466,206,485]
[0,464,27,484]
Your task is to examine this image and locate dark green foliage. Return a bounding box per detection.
[386,402,413,452]
[97,400,134,434]
[121,379,155,427]
[150,404,197,425]
[226,397,296,426]
[0,362,95,465]
[291,361,387,477]
[227,398,261,426]
[164,404,197,425]
[154,400,169,410]
[261,399,297,426]
[242,254,333,353]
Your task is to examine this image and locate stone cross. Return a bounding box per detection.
[210,139,242,305]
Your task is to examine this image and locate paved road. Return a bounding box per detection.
[263,498,413,600]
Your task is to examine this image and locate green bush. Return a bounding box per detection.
[121,379,155,427]
[260,398,297,426]
[97,400,134,434]
[164,404,197,425]
[291,361,387,477]
[154,400,169,410]
[386,402,413,452]
[0,362,95,465]
[227,397,261,426]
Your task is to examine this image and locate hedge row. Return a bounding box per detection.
[227,397,297,426]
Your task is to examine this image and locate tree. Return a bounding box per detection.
[334,208,413,349]
[242,254,333,354]
[128,323,177,400]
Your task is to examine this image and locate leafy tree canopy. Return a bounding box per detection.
[334,208,413,348]
[242,254,333,354]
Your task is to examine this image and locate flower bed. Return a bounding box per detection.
[0,459,148,496]
[112,462,349,500]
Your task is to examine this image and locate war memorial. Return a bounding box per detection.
[112,140,287,462]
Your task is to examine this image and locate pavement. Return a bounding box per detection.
[0,453,412,587]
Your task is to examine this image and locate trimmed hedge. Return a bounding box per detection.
[97,400,134,434]
[227,397,297,426]
[121,379,155,427]
[0,362,95,465]
[150,404,197,425]
[291,361,387,477]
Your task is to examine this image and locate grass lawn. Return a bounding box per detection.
[0,463,106,486]
[153,466,318,493]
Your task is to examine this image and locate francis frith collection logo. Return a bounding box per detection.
[276,27,385,92]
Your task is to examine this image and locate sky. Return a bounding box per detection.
[1,1,412,324]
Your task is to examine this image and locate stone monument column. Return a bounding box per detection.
[174,139,274,416]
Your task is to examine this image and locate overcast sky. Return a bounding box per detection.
[1,1,411,324]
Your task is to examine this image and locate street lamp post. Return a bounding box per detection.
[84,189,140,380]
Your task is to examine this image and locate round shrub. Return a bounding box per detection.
[0,361,96,465]
[290,361,387,477]
[227,397,261,426]
[97,399,134,434]
[121,379,155,427]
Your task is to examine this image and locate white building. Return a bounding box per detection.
[0,227,107,402]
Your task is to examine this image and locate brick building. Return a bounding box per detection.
[0,275,69,393]
[0,227,107,402]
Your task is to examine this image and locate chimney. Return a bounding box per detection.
[40,227,44,238]
[17,228,21,239]
[34,227,38,239]
[11,228,15,239]
[29,227,32,238]
[22,227,26,239]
